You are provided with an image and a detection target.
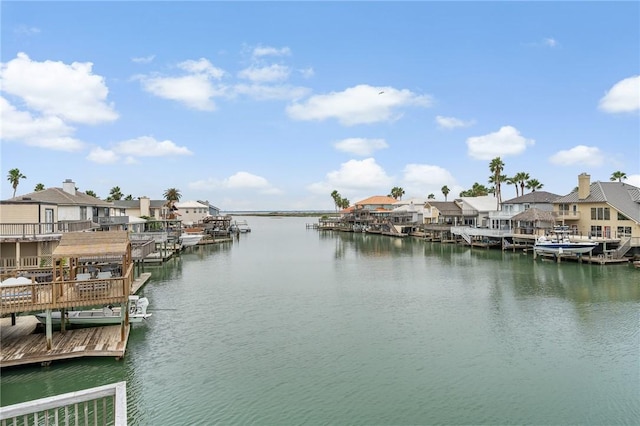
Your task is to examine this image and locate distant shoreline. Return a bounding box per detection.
[224,211,336,218]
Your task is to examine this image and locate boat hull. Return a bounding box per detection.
[35,296,152,326]
[534,243,597,255]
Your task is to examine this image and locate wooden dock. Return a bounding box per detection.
[0,273,151,369]
[0,315,129,368]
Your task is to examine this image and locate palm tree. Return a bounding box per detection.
[7,168,27,198]
[331,190,341,212]
[34,183,45,192]
[460,182,489,197]
[389,186,405,200]
[428,193,435,199]
[441,185,450,201]
[163,188,182,203]
[339,197,350,209]
[525,179,543,192]
[505,176,518,197]
[124,194,134,201]
[107,186,124,201]
[514,172,530,197]
[489,157,505,206]
[610,171,627,182]
[85,190,98,198]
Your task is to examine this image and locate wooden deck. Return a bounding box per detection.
[0,315,129,368]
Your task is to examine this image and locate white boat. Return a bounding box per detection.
[230,220,251,233]
[534,228,598,255]
[179,233,204,247]
[35,295,152,326]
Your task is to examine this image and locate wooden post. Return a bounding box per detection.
[45,309,53,350]
[60,308,66,333]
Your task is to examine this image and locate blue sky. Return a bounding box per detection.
[1,1,639,211]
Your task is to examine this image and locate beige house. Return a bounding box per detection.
[553,173,640,239]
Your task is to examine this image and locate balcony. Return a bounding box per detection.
[0,221,95,240]
[555,210,580,221]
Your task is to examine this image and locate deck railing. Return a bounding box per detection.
[0,221,94,238]
[0,381,127,426]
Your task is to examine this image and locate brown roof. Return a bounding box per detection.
[511,208,555,223]
[53,231,130,258]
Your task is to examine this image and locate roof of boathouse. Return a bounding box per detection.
[510,207,556,224]
[52,231,131,259]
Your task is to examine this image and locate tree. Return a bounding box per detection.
[34,183,45,192]
[459,182,489,197]
[107,186,124,201]
[505,176,518,197]
[525,179,543,192]
[331,190,341,212]
[124,194,134,201]
[489,157,505,205]
[428,193,435,199]
[610,171,627,182]
[338,197,350,209]
[441,185,450,201]
[7,168,27,198]
[389,186,405,200]
[514,172,530,197]
[85,190,98,198]
[163,188,182,203]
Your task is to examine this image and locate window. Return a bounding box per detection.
[590,207,610,220]
[590,225,602,237]
[523,203,530,210]
[80,206,87,220]
[617,226,632,237]
[617,212,630,220]
[559,204,569,213]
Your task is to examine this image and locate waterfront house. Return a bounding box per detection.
[552,173,640,257]
[488,191,560,234]
[174,200,210,226]
[423,201,465,241]
[0,179,108,273]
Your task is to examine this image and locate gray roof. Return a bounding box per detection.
[6,187,112,207]
[426,201,463,215]
[554,181,640,223]
[503,191,560,204]
[111,199,170,209]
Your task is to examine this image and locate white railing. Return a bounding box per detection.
[0,381,127,426]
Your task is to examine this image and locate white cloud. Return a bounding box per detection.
[252,46,291,58]
[299,67,314,79]
[466,126,534,160]
[132,55,155,64]
[543,38,558,47]
[87,147,119,164]
[598,75,640,113]
[334,138,388,156]
[188,171,282,195]
[178,58,225,79]
[141,74,221,111]
[286,84,432,126]
[113,136,193,157]
[14,25,41,36]
[435,115,475,129]
[138,58,226,110]
[626,174,640,188]
[238,64,290,83]
[549,145,603,166]
[307,158,393,200]
[401,164,458,199]
[0,52,118,124]
[0,96,84,151]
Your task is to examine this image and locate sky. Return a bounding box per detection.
[1,1,639,211]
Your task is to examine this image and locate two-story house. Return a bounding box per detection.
[553,173,640,241]
[490,191,560,234]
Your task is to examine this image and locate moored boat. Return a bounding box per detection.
[179,233,204,247]
[534,227,598,255]
[35,295,152,326]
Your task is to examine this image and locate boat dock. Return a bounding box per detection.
[0,273,152,369]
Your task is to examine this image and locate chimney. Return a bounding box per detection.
[139,196,150,217]
[578,173,590,200]
[62,179,76,196]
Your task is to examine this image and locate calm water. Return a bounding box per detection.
[2,216,639,425]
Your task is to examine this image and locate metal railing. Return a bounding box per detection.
[0,381,127,426]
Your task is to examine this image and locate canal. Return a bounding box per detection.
[1,216,639,424]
